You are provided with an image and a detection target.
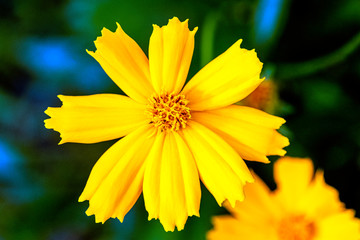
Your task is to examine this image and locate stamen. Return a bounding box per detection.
[147,93,191,132]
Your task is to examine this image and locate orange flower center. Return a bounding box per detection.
[277,215,316,240]
[147,93,191,132]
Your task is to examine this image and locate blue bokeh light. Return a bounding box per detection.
[254,0,284,45]
[0,138,43,203]
[16,37,111,93]
[0,138,23,181]
[19,38,77,73]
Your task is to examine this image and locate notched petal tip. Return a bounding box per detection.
[86,49,95,56]
[267,131,289,157]
[78,194,86,202]
[85,208,94,217]
[44,108,57,128]
[167,17,198,32]
[224,195,244,209]
[277,117,287,126]
[57,94,65,100]
[191,26,198,34]
[43,119,53,130]
[44,107,54,117]
[44,107,59,121]
[117,216,125,223]
[191,211,200,218]
[159,218,189,232]
[284,137,290,147]
[228,199,241,209]
[235,39,243,47]
[234,39,263,66]
[100,26,113,35]
[279,134,290,148]
[58,138,66,145]
[115,22,122,30]
[168,16,181,23]
[178,17,198,33]
[115,22,127,35]
[56,95,67,106]
[279,150,287,156]
[85,207,107,224]
[91,26,119,48]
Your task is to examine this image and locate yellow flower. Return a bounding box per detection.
[207,157,360,240]
[44,17,289,231]
[240,79,278,113]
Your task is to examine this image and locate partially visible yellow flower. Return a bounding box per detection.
[207,157,360,240]
[240,79,278,113]
[44,17,289,231]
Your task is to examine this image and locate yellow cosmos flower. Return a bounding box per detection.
[207,157,360,240]
[240,79,278,113]
[44,17,289,231]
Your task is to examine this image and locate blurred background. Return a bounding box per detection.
[1,0,360,239]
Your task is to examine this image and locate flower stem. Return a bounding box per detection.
[200,11,220,68]
[276,32,360,80]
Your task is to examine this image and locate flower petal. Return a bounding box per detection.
[78,125,156,223]
[207,216,246,240]
[182,40,264,111]
[224,172,281,221]
[44,94,148,144]
[143,130,201,231]
[87,24,154,103]
[295,170,344,218]
[191,105,289,163]
[208,175,281,240]
[317,210,360,240]
[149,17,197,94]
[181,121,254,207]
[207,215,278,240]
[274,157,314,210]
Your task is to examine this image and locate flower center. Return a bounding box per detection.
[147,93,191,132]
[277,215,316,240]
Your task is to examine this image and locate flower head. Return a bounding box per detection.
[240,79,278,113]
[44,17,289,231]
[207,157,360,239]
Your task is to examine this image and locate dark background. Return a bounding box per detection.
[0,0,359,239]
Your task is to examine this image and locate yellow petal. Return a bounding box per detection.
[207,216,245,240]
[87,23,154,103]
[267,131,289,156]
[274,157,314,210]
[295,170,344,218]
[191,105,289,163]
[143,131,201,231]
[44,94,148,144]
[181,121,254,207]
[224,172,282,221]
[207,215,278,240]
[316,210,360,240]
[149,17,197,94]
[182,40,263,111]
[79,125,156,223]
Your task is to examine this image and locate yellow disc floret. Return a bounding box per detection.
[277,215,316,240]
[147,93,191,132]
